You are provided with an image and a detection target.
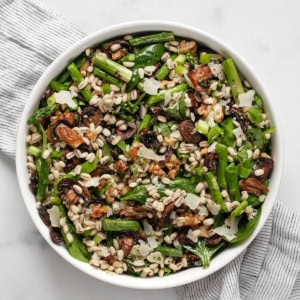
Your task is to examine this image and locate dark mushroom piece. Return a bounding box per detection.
[159,201,175,227]
[239,177,269,196]
[204,235,223,245]
[204,152,219,172]
[90,165,116,177]
[229,107,249,132]
[177,229,197,247]
[103,39,131,60]
[80,106,103,127]
[119,206,158,226]
[38,204,53,227]
[179,120,206,144]
[107,127,137,144]
[251,157,274,182]
[139,129,159,149]
[50,226,64,245]
[185,253,200,267]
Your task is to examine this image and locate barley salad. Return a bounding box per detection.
[26,31,274,278]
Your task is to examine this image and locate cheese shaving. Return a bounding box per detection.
[138,146,165,161]
[143,77,160,95]
[55,91,77,108]
[47,205,61,228]
[238,90,255,107]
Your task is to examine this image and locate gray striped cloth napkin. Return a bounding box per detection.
[1,1,300,299]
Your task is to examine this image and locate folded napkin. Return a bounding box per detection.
[1,1,300,299]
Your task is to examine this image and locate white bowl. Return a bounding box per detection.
[16,21,283,289]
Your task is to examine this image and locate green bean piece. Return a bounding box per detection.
[196,120,209,135]
[231,201,248,218]
[93,67,123,88]
[49,80,70,92]
[184,239,224,268]
[155,246,183,258]
[67,63,92,101]
[27,145,41,157]
[137,114,151,133]
[103,219,141,232]
[35,157,50,202]
[199,52,212,64]
[175,64,188,76]
[117,140,129,154]
[80,157,99,174]
[145,83,188,106]
[205,172,226,211]
[215,143,228,189]
[229,206,262,244]
[186,53,198,65]
[222,58,244,104]
[27,105,58,124]
[221,117,235,147]
[92,53,132,82]
[254,94,264,109]
[225,162,241,202]
[207,124,224,144]
[128,32,175,46]
[120,53,136,63]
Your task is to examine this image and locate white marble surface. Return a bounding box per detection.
[1,0,300,299]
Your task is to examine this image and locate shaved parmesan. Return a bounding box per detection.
[143,77,160,95]
[206,200,220,215]
[147,236,158,249]
[164,91,172,106]
[139,243,151,256]
[187,229,198,243]
[238,90,255,107]
[213,225,236,241]
[138,146,165,161]
[47,205,61,227]
[143,219,154,235]
[184,193,202,210]
[84,176,101,187]
[55,91,77,108]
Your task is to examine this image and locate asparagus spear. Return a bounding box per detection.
[225,162,241,202]
[93,67,123,88]
[155,54,177,80]
[215,143,228,189]
[222,58,244,104]
[155,246,183,257]
[92,53,132,82]
[67,63,92,101]
[231,200,248,218]
[145,83,188,106]
[205,172,226,211]
[128,32,175,46]
[102,219,141,231]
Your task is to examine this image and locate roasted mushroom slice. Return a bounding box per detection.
[188,65,212,92]
[119,236,134,257]
[55,123,84,148]
[251,157,274,182]
[159,201,175,227]
[179,120,205,144]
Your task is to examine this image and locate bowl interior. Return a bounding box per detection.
[16,21,283,289]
